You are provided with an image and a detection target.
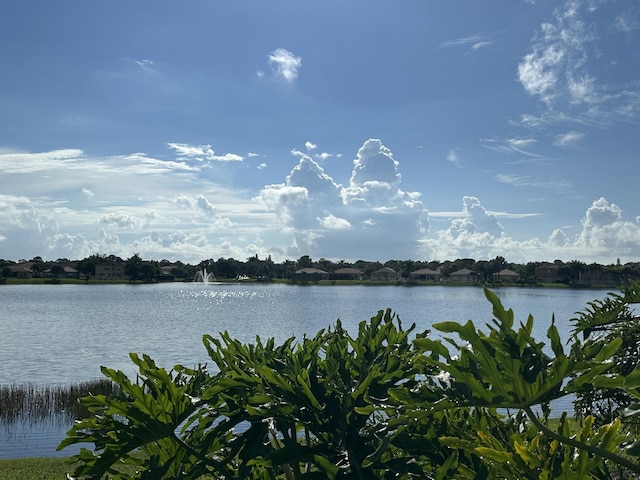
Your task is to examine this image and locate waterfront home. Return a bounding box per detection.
[94,261,125,280]
[535,263,561,283]
[9,264,33,278]
[293,268,329,281]
[370,267,401,281]
[43,265,80,279]
[331,268,364,280]
[492,268,520,283]
[409,268,443,282]
[448,268,477,282]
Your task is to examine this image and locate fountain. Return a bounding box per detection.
[194,268,216,284]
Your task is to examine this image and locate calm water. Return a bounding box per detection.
[0,282,610,458]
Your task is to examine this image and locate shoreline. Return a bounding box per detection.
[0,277,616,289]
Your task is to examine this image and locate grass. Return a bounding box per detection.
[0,457,146,480]
[0,457,74,480]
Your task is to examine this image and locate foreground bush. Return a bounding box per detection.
[59,288,640,479]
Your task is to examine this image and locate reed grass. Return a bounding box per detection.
[0,379,118,424]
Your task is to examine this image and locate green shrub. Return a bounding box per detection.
[59,289,640,479]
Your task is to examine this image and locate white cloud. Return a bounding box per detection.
[574,198,640,256]
[305,141,317,151]
[82,188,95,200]
[175,194,218,217]
[257,139,429,260]
[447,149,461,166]
[349,138,400,187]
[168,143,243,162]
[518,0,640,122]
[496,173,572,193]
[99,212,145,230]
[480,137,540,156]
[318,214,351,230]
[554,131,585,147]
[440,33,498,53]
[267,48,302,83]
[548,228,570,246]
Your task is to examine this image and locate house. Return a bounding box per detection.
[371,267,401,281]
[409,268,443,282]
[448,268,477,283]
[9,264,33,278]
[493,268,520,283]
[331,268,364,280]
[156,266,175,282]
[95,261,125,280]
[535,263,561,283]
[293,268,329,281]
[42,265,80,279]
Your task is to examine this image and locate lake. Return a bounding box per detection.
[0,282,610,459]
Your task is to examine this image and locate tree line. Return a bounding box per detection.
[2,254,640,285]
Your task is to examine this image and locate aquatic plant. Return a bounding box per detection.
[0,379,117,425]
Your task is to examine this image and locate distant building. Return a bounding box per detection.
[331,268,364,280]
[9,264,33,278]
[95,261,124,280]
[535,263,561,283]
[448,268,477,282]
[409,268,443,282]
[493,269,520,283]
[43,265,80,279]
[293,268,329,281]
[371,267,401,281]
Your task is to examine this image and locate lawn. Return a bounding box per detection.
[0,457,73,480]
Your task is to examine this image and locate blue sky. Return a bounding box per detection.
[1,0,639,265]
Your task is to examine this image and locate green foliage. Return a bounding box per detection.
[571,281,640,430]
[60,290,640,479]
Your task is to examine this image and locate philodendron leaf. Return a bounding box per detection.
[624,364,640,391]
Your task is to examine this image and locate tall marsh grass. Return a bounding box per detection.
[0,379,118,425]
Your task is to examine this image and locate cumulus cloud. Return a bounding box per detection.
[444,196,504,238]
[175,194,220,218]
[305,141,317,151]
[423,196,640,264]
[267,48,302,83]
[0,195,62,259]
[257,139,429,260]
[573,197,640,257]
[99,212,145,229]
[349,139,400,187]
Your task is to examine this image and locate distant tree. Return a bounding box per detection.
[316,258,335,272]
[139,263,158,282]
[125,254,143,281]
[51,264,65,279]
[215,258,240,279]
[296,255,313,269]
[77,254,106,278]
[473,260,492,283]
[2,266,11,278]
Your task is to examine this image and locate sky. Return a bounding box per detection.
[1,0,639,265]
